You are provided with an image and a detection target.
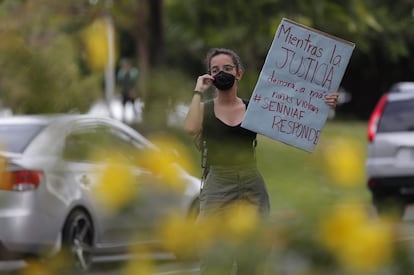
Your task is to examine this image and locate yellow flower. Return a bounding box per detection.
[339,221,394,273]
[157,214,198,258]
[0,155,11,190]
[20,260,52,275]
[222,202,260,242]
[82,18,118,71]
[319,203,395,273]
[192,202,262,251]
[138,147,183,191]
[149,134,195,174]
[92,152,136,214]
[319,204,365,251]
[322,138,365,187]
[137,135,195,192]
[123,256,154,275]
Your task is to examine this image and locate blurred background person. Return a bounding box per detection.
[117,58,139,122]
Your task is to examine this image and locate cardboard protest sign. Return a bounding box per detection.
[241,18,355,152]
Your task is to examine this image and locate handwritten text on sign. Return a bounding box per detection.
[241,18,355,152]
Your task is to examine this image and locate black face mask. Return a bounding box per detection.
[213,71,236,91]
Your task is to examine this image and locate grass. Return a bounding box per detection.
[255,120,370,215]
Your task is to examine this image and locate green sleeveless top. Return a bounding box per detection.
[202,99,257,166]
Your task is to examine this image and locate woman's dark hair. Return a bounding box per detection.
[205,48,243,73]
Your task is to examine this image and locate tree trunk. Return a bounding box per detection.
[135,0,167,128]
[133,0,150,102]
[149,0,165,65]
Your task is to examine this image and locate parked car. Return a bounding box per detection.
[0,114,200,270]
[366,82,414,217]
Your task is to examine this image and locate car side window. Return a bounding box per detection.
[62,125,143,163]
[63,129,106,162]
[104,128,142,162]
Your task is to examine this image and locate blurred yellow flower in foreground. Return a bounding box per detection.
[0,155,12,190]
[322,137,365,187]
[81,18,116,71]
[198,202,261,248]
[123,251,155,275]
[138,135,194,191]
[319,203,395,273]
[20,260,52,275]
[149,135,195,173]
[157,214,199,258]
[138,149,183,191]
[92,153,136,213]
[223,202,260,242]
[158,201,261,259]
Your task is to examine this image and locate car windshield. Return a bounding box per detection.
[0,124,45,153]
[378,98,414,132]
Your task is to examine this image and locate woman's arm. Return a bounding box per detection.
[184,93,204,135]
[183,74,214,135]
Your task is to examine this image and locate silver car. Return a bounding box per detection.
[366,82,414,217]
[0,114,200,269]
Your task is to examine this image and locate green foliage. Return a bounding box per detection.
[165,0,281,74]
[0,0,413,117]
[165,0,414,119]
[0,0,102,114]
[256,120,369,212]
[141,68,193,129]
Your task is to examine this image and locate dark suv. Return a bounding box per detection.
[366,82,414,217]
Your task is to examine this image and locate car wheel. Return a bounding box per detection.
[61,209,94,271]
[373,195,405,219]
[187,198,200,221]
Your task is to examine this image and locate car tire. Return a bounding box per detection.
[373,195,405,219]
[187,198,200,221]
[61,209,94,272]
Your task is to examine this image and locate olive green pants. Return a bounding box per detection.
[197,165,271,275]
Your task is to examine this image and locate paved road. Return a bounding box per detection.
[0,259,200,275]
[0,254,200,275]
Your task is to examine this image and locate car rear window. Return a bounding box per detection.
[378,98,414,132]
[0,124,45,153]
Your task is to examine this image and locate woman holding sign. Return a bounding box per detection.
[184,48,339,275]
